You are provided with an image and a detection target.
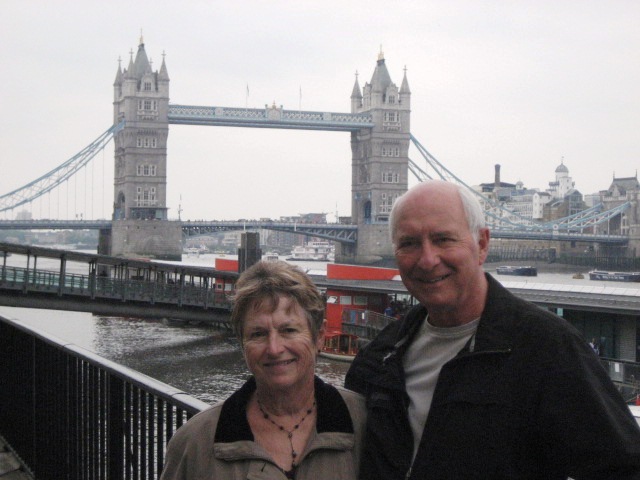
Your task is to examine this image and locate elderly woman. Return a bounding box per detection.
[160,260,366,480]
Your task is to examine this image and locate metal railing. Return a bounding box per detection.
[0,316,209,480]
[0,265,232,311]
[603,358,640,403]
[341,308,397,341]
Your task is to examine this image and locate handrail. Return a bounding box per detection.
[0,315,209,479]
[0,264,233,312]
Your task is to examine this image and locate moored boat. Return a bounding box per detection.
[319,332,359,362]
[588,270,640,282]
[496,265,538,276]
[319,263,404,362]
[287,241,335,261]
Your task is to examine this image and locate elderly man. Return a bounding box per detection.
[345,180,640,479]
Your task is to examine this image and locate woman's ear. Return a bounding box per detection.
[316,319,327,351]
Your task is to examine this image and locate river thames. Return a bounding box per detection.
[1,252,638,405]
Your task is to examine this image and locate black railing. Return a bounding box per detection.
[603,357,640,404]
[0,265,232,310]
[0,316,209,480]
[341,308,397,341]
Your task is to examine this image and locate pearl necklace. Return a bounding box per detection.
[257,398,316,473]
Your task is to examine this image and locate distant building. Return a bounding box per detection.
[477,161,585,221]
[605,174,640,199]
[546,159,575,200]
[15,210,32,220]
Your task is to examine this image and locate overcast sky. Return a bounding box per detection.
[0,0,638,221]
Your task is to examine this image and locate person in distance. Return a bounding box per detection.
[161,260,366,480]
[345,179,640,479]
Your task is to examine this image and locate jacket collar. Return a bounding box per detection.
[365,274,516,374]
[214,375,354,443]
[465,273,518,354]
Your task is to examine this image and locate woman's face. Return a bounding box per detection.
[242,295,324,395]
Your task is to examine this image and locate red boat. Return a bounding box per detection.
[319,264,404,362]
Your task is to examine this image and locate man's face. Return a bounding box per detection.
[393,183,489,325]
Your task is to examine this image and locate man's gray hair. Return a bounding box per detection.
[389,181,486,243]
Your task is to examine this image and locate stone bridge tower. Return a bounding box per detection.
[339,51,411,264]
[107,37,181,260]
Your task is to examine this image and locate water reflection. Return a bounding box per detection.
[1,306,352,405]
[91,316,251,403]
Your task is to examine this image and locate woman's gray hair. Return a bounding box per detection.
[230,260,325,343]
[389,181,486,242]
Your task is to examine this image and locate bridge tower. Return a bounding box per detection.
[107,37,181,260]
[340,51,411,264]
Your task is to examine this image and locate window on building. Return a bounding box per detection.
[380,193,397,214]
[136,137,158,149]
[382,172,400,183]
[354,296,367,306]
[340,296,352,305]
[388,95,396,104]
[384,112,398,122]
[136,164,157,177]
[136,186,157,206]
[144,81,152,91]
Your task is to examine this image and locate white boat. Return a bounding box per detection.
[263,252,279,262]
[184,245,208,256]
[588,270,640,282]
[287,241,335,261]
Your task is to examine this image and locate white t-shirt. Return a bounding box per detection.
[403,315,480,460]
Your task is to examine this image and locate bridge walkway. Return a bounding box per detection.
[0,242,236,324]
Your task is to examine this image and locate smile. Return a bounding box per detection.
[417,273,450,283]
[264,359,296,367]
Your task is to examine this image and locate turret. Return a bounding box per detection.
[399,66,411,108]
[351,72,362,112]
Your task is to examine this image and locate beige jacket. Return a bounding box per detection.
[160,376,366,480]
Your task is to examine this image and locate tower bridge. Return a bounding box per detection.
[0,38,638,263]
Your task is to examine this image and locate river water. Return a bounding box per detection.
[1,252,637,405]
[0,253,349,404]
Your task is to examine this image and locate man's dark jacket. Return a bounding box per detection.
[345,274,640,479]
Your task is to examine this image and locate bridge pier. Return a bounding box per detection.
[348,224,394,265]
[109,220,182,260]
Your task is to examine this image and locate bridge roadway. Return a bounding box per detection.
[0,219,631,245]
[1,242,640,325]
[0,219,359,245]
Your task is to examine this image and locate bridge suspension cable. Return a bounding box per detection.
[408,134,629,234]
[0,121,124,214]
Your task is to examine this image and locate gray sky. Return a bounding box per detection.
[0,0,638,221]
